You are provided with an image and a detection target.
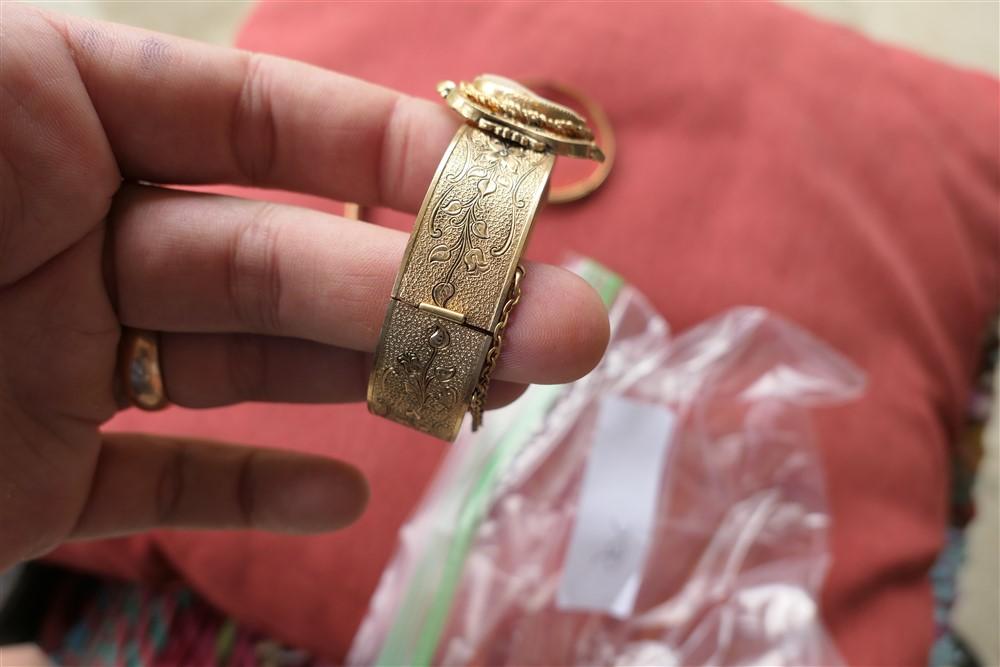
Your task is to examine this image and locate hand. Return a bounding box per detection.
[0,6,609,570]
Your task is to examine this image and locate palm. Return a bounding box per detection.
[0,219,119,564]
[1,11,122,563]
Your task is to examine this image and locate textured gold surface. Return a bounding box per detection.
[369,75,603,441]
[457,77,594,140]
[393,125,553,331]
[367,299,491,441]
[370,124,552,441]
[438,76,605,161]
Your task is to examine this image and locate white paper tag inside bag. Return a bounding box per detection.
[556,396,676,618]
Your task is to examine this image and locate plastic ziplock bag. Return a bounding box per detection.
[349,259,865,666]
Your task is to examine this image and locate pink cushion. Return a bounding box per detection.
[52,2,999,664]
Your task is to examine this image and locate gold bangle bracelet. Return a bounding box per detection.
[367,74,605,441]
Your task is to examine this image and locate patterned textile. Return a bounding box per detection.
[0,566,22,610]
[929,320,997,667]
[38,576,315,667]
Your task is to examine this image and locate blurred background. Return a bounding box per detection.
[22,0,1000,76]
[18,1,999,665]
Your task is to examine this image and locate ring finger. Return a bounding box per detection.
[156,331,527,409]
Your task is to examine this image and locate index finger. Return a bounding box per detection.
[45,7,458,211]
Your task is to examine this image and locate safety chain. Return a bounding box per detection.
[469,265,525,431]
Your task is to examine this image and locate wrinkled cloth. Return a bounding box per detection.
[52,2,1000,665]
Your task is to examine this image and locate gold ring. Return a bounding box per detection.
[119,328,169,411]
[367,74,605,441]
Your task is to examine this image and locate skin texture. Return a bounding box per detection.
[0,5,609,571]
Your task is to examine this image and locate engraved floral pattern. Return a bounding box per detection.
[425,131,543,309]
[372,322,459,428]
[372,125,552,439]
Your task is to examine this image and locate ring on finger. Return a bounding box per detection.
[119,328,169,411]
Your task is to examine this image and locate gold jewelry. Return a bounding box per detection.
[342,83,611,215]
[526,80,615,204]
[343,202,364,220]
[367,74,605,441]
[119,328,169,410]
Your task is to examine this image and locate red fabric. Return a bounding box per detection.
[51,2,999,665]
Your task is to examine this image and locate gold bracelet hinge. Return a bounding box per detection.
[367,125,553,441]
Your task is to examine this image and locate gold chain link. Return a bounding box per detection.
[470,265,525,431]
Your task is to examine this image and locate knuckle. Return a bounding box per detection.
[377,95,410,207]
[226,334,269,402]
[235,450,259,528]
[231,52,277,185]
[227,204,284,333]
[155,442,185,525]
[0,190,16,282]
